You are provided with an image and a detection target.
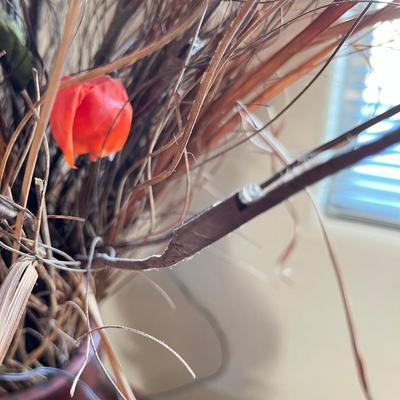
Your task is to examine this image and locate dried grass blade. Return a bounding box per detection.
[204,43,335,149]
[79,325,196,380]
[199,2,372,165]
[117,1,257,224]
[63,2,206,87]
[0,259,38,365]
[247,113,373,399]
[13,0,82,261]
[205,1,354,132]
[88,293,136,400]
[316,4,400,44]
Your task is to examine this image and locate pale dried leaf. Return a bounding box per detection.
[0,259,38,364]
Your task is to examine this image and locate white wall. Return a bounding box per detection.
[101,69,400,400]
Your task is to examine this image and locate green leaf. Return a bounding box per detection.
[0,10,34,91]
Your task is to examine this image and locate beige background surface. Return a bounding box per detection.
[101,70,400,399]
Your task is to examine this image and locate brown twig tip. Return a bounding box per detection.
[90,123,400,273]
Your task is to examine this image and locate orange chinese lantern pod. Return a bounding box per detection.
[50,75,133,167]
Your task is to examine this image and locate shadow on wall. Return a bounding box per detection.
[102,239,280,400]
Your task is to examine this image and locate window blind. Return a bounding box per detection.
[326,18,400,228]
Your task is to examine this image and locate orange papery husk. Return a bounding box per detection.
[50,75,133,167]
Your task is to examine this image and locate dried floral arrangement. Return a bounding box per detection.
[0,0,399,399]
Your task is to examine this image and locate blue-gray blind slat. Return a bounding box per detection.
[326,19,400,228]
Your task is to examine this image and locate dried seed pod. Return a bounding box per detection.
[50,75,133,167]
